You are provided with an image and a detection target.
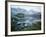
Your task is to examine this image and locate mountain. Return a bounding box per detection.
[11,8,41,31]
[11,8,27,16]
[11,8,41,25]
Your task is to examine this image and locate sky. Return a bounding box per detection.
[11,5,41,15]
[11,5,41,12]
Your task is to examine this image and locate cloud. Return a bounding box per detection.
[11,5,41,12]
